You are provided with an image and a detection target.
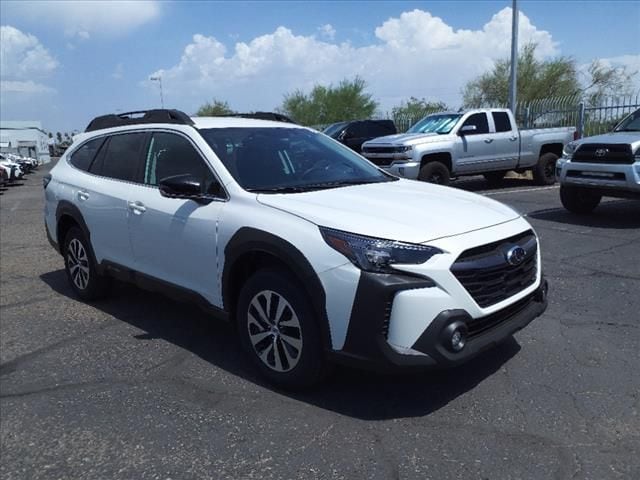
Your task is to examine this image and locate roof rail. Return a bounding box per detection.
[85,109,194,132]
[206,112,296,124]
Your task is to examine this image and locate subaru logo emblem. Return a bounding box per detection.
[506,246,526,266]
[595,148,608,157]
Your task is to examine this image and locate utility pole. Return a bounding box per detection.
[509,0,519,114]
[149,76,164,108]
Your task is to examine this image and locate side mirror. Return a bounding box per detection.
[459,125,477,135]
[159,174,210,203]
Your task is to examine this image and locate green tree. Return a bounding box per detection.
[196,99,234,116]
[56,132,62,143]
[462,43,635,107]
[280,76,378,126]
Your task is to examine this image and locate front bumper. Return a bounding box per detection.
[331,272,547,372]
[557,159,640,197]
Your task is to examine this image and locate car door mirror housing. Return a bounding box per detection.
[159,174,211,203]
[459,125,477,135]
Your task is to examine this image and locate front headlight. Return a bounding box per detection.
[562,142,578,159]
[319,227,442,273]
[393,145,413,153]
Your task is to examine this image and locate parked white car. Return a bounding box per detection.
[557,108,640,213]
[44,109,548,388]
[361,108,575,185]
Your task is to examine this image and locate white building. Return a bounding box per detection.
[0,120,51,163]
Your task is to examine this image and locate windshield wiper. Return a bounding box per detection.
[614,128,639,132]
[245,186,312,193]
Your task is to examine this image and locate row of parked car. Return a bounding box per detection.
[0,153,42,188]
[324,108,640,213]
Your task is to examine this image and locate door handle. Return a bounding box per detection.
[484,138,494,144]
[127,201,146,215]
[509,136,518,141]
[77,190,90,201]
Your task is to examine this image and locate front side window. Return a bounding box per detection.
[198,127,395,192]
[69,137,105,171]
[144,132,222,196]
[461,113,489,135]
[614,108,640,132]
[90,132,146,182]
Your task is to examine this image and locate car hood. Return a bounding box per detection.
[364,132,439,146]
[257,179,521,244]
[575,131,640,150]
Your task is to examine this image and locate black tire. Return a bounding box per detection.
[560,185,601,214]
[236,269,327,390]
[418,161,450,185]
[532,152,558,185]
[483,170,507,185]
[63,227,111,301]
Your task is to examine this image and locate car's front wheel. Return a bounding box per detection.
[237,269,327,389]
[560,185,602,213]
[63,227,111,301]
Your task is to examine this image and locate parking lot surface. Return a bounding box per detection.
[1,165,639,479]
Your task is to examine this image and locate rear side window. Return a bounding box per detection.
[461,113,489,135]
[492,112,513,132]
[69,137,105,171]
[369,121,396,136]
[90,132,146,182]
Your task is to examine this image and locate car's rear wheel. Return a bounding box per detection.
[418,161,450,185]
[532,152,558,185]
[63,227,111,301]
[560,185,602,213]
[237,269,327,389]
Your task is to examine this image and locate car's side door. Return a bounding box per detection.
[454,112,497,174]
[489,111,519,170]
[341,122,368,153]
[127,130,226,306]
[75,132,147,267]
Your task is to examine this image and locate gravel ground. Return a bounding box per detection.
[1,164,639,480]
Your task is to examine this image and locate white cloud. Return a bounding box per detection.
[5,1,160,38]
[112,63,125,80]
[1,25,58,79]
[318,24,336,41]
[144,7,559,112]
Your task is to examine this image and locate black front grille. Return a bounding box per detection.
[363,146,396,154]
[367,157,394,167]
[573,144,634,164]
[567,171,626,181]
[451,230,537,308]
[466,291,536,338]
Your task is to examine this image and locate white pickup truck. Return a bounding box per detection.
[361,108,576,185]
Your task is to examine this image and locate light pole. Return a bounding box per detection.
[149,75,164,108]
[509,0,519,114]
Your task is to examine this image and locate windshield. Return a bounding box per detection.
[407,114,462,134]
[322,122,348,138]
[614,109,640,132]
[198,127,395,193]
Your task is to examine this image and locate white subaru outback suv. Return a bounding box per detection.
[44,109,548,388]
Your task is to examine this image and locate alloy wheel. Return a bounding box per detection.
[247,290,303,372]
[67,238,90,290]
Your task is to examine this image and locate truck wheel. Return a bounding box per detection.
[532,152,558,185]
[236,269,327,390]
[418,161,450,185]
[560,185,601,213]
[483,170,507,185]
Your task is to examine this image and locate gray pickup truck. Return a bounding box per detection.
[361,108,576,185]
[557,108,640,213]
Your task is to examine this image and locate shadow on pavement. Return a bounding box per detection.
[41,268,521,420]
[528,200,640,229]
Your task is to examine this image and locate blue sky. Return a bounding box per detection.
[1,0,639,133]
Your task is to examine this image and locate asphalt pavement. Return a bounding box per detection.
[1,164,639,479]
